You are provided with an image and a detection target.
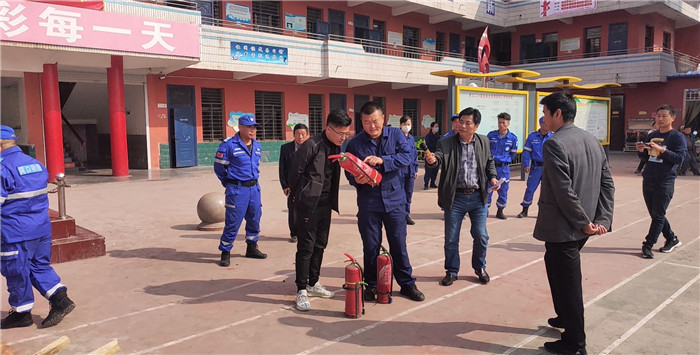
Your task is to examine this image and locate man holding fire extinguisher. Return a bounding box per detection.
[287,109,353,311]
[345,102,425,303]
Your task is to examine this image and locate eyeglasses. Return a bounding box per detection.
[328,125,352,138]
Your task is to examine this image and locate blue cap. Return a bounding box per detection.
[450,114,460,121]
[238,115,260,127]
[0,125,17,140]
[539,116,545,124]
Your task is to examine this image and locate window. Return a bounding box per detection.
[403,26,419,59]
[308,94,324,136]
[354,14,370,50]
[368,20,386,54]
[307,7,323,40]
[254,91,283,140]
[644,26,654,52]
[520,34,536,62]
[449,33,461,57]
[543,33,558,60]
[403,98,419,136]
[373,97,385,114]
[584,27,601,57]
[328,9,345,40]
[252,1,281,34]
[491,32,512,65]
[201,88,224,142]
[663,32,671,53]
[436,32,445,61]
[464,36,477,62]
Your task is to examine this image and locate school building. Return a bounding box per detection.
[1,0,698,177]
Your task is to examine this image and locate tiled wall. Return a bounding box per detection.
[159,141,286,169]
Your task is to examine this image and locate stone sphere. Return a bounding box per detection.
[196,192,225,230]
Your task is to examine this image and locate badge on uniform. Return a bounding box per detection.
[17,163,43,175]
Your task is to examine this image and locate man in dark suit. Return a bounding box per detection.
[535,92,615,355]
[279,123,309,242]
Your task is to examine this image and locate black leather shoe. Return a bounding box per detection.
[517,207,528,218]
[245,243,267,259]
[1,310,33,329]
[41,288,75,328]
[544,340,587,355]
[430,184,438,188]
[423,185,429,190]
[220,251,231,266]
[406,216,416,225]
[475,268,490,284]
[496,208,507,219]
[400,284,425,302]
[363,287,377,302]
[440,273,457,286]
[548,317,564,328]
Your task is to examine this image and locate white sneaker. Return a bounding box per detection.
[295,290,310,311]
[306,283,334,298]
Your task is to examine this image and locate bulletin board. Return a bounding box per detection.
[537,92,611,145]
[456,86,529,150]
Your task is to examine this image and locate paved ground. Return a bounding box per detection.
[1,152,699,354]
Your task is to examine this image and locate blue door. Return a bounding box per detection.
[608,23,628,55]
[167,85,197,168]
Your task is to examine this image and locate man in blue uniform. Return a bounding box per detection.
[487,112,518,219]
[517,117,553,218]
[399,116,419,225]
[423,121,440,190]
[1,126,75,329]
[345,102,425,303]
[214,115,267,266]
[441,114,460,139]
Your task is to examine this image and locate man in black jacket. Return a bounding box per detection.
[425,107,499,287]
[279,123,309,242]
[288,110,352,311]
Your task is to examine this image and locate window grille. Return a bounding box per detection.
[254,91,283,140]
[308,94,324,136]
[201,88,224,142]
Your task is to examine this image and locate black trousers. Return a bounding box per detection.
[544,237,588,350]
[286,195,297,238]
[424,165,438,186]
[294,199,332,291]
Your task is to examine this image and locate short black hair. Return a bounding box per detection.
[399,115,411,124]
[430,122,439,128]
[458,107,482,125]
[657,104,676,116]
[293,123,308,132]
[327,109,352,127]
[497,112,511,121]
[540,92,576,123]
[360,101,383,116]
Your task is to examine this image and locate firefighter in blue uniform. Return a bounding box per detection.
[1,126,75,329]
[214,115,267,266]
[345,102,425,303]
[487,112,518,219]
[517,117,552,218]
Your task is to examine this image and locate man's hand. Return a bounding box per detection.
[647,141,666,155]
[354,173,371,185]
[582,222,608,235]
[524,166,530,174]
[489,177,500,191]
[414,173,419,179]
[283,188,290,197]
[635,141,646,153]
[425,153,436,165]
[364,155,383,166]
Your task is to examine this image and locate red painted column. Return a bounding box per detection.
[41,63,64,181]
[107,56,129,176]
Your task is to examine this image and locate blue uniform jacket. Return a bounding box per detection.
[424,131,440,152]
[522,130,552,168]
[403,134,419,176]
[0,146,52,243]
[345,127,413,213]
[214,133,262,187]
[487,130,518,164]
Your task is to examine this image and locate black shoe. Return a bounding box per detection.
[423,185,429,190]
[406,216,416,225]
[547,317,564,328]
[659,238,681,253]
[41,288,75,328]
[220,251,231,266]
[634,169,642,174]
[430,184,438,188]
[440,273,457,286]
[1,310,33,329]
[245,243,267,259]
[544,340,587,355]
[400,284,425,302]
[517,207,528,218]
[641,243,654,259]
[289,236,298,243]
[496,208,507,220]
[363,287,377,302]
[475,268,490,284]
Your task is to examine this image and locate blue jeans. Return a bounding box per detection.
[642,178,676,246]
[444,192,489,275]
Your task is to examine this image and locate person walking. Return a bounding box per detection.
[534,93,615,355]
[487,112,518,219]
[677,125,699,176]
[214,115,267,266]
[517,117,552,218]
[288,110,352,311]
[345,102,425,303]
[399,116,419,225]
[425,108,499,287]
[423,121,440,189]
[1,126,76,329]
[636,105,687,259]
[279,123,309,242]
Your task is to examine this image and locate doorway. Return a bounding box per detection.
[167,85,197,168]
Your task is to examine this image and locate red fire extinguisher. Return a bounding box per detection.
[343,253,365,318]
[329,152,383,187]
[376,245,393,304]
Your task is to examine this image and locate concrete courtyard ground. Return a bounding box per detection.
[1,152,698,354]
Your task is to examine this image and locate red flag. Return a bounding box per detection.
[478,27,491,74]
